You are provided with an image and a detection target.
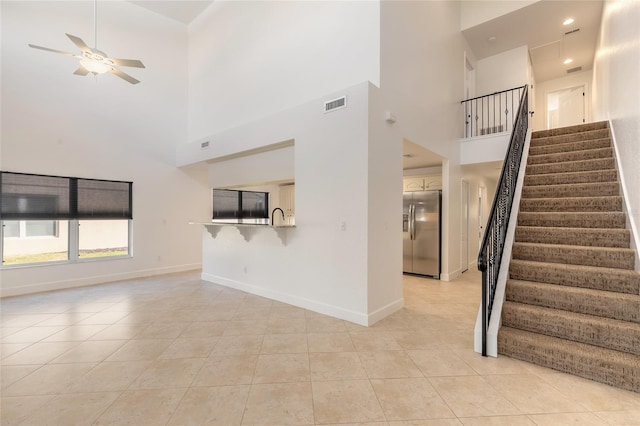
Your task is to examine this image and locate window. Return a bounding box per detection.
[78,219,129,259]
[212,189,269,221]
[2,220,69,265]
[1,172,132,266]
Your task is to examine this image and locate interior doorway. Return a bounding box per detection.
[478,185,487,248]
[546,85,585,129]
[460,179,469,273]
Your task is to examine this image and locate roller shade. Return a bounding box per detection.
[0,172,132,220]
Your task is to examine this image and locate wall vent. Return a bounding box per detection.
[567,66,583,74]
[564,28,580,36]
[324,96,347,113]
[200,141,210,149]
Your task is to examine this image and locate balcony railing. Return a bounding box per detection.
[462,86,527,138]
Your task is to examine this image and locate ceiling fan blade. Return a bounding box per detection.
[110,58,145,68]
[28,44,77,57]
[65,33,91,53]
[73,66,90,76]
[111,67,140,85]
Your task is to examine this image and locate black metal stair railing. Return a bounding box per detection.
[461,86,526,138]
[477,85,529,356]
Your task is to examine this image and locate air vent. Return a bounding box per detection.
[567,66,583,74]
[200,141,210,149]
[324,96,347,113]
[564,28,580,35]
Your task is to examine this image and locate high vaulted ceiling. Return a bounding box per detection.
[125,1,604,177]
[463,0,603,82]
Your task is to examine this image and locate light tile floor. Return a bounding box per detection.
[1,270,639,425]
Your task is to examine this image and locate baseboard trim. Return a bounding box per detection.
[441,268,462,282]
[366,298,405,326]
[1,264,202,298]
[202,273,392,326]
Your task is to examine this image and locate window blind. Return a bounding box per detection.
[0,172,132,220]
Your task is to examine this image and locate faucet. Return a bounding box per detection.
[271,207,285,226]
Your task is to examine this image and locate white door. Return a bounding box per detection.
[461,180,469,273]
[478,185,487,247]
[547,85,585,129]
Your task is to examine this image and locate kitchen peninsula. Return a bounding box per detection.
[192,221,295,245]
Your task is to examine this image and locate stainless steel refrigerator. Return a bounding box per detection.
[403,190,441,278]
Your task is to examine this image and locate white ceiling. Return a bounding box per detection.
[463,0,603,82]
[128,1,213,24]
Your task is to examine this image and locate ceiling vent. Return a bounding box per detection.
[324,96,347,113]
[567,66,583,74]
[200,141,210,149]
[564,28,580,36]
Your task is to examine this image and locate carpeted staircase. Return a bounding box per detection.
[498,121,640,393]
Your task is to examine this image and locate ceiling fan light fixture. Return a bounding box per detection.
[80,58,112,74]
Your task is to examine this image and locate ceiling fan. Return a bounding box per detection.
[28,0,145,84]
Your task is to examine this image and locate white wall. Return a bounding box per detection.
[0,1,209,296]
[534,70,593,130]
[187,0,380,141]
[198,83,403,325]
[460,0,538,30]
[380,0,467,280]
[476,45,530,96]
[592,0,640,270]
[208,145,295,190]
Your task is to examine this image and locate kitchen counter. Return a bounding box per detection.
[190,222,296,244]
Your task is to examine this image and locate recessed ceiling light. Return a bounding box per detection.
[563,18,575,25]
[564,58,574,64]
[488,36,497,42]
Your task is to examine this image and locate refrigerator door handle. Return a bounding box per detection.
[410,204,415,240]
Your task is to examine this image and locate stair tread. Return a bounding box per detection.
[526,158,616,175]
[531,129,611,146]
[515,226,630,248]
[529,138,611,155]
[512,242,635,270]
[502,301,640,355]
[532,122,609,138]
[509,259,640,294]
[519,197,623,213]
[498,327,640,393]
[506,279,640,323]
[503,300,640,328]
[523,170,618,185]
[516,212,627,229]
[513,241,635,253]
[528,147,612,162]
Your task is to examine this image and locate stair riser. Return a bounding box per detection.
[519,197,623,212]
[502,304,640,355]
[529,138,612,156]
[509,261,640,294]
[512,243,635,270]
[498,328,639,393]
[532,122,609,138]
[524,170,618,186]
[515,227,630,248]
[522,183,619,198]
[526,158,616,175]
[527,148,613,165]
[517,212,626,229]
[532,129,610,146]
[506,281,640,323]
